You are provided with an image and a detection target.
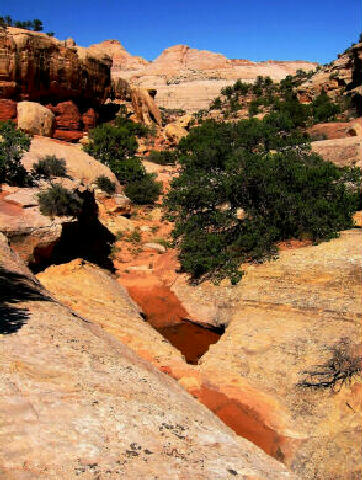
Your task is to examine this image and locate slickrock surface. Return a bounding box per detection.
[21,136,121,190]
[36,259,190,377]
[88,41,317,112]
[0,234,296,480]
[311,136,362,168]
[173,230,362,479]
[308,119,362,140]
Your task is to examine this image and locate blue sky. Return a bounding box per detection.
[2,0,361,64]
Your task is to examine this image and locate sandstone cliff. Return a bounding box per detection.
[0,29,162,139]
[87,41,317,113]
[0,27,111,103]
[296,42,362,110]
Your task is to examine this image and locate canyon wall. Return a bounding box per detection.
[87,41,318,112]
[0,28,162,139]
[297,42,362,107]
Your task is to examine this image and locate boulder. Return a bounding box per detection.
[52,100,81,131]
[21,136,121,191]
[164,123,188,143]
[17,102,54,136]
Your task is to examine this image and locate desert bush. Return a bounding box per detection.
[0,121,31,187]
[311,91,340,123]
[32,155,68,179]
[148,150,177,165]
[38,185,83,217]
[165,118,360,284]
[95,175,116,194]
[297,338,361,391]
[125,174,162,205]
[84,121,161,205]
[84,123,138,168]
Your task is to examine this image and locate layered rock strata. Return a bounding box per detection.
[87,41,317,112]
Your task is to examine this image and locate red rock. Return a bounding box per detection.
[0,99,17,122]
[53,130,83,142]
[82,107,98,131]
[0,28,111,104]
[53,101,81,131]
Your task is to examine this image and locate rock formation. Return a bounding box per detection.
[0,29,163,138]
[296,42,362,110]
[171,230,362,479]
[0,137,129,265]
[311,135,362,168]
[0,233,297,479]
[0,185,73,264]
[87,41,317,113]
[0,27,111,103]
[17,102,55,136]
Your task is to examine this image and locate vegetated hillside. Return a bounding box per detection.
[164,40,362,285]
[191,37,361,125]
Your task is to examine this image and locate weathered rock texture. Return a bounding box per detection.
[17,102,55,136]
[0,233,295,479]
[0,27,111,103]
[88,41,317,113]
[172,230,362,479]
[311,136,362,168]
[0,137,129,264]
[297,42,362,110]
[0,27,114,140]
[0,186,73,264]
[21,136,121,190]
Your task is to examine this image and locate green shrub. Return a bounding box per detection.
[312,91,340,123]
[148,150,177,165]
[84,120,161,205]
[125,174,162,205]
[165,118,360,284]
[38,185,83,217]
[210,97,222,110]
[32,155,68,179]
[126,229,142,243]
[95,175,116,194]
[84,123,138,167]
[0,121,31,187]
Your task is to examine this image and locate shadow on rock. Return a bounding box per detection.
[0,266,50,334]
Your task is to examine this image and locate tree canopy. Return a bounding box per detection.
[165,117,361,284]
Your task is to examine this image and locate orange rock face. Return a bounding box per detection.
[0,28,111,104]
[0,99,17,121]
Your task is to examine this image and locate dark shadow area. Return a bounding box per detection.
[0,266,50,334]
[156,319,225,365]
[30,190,116,273]
[98,103,122,124]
